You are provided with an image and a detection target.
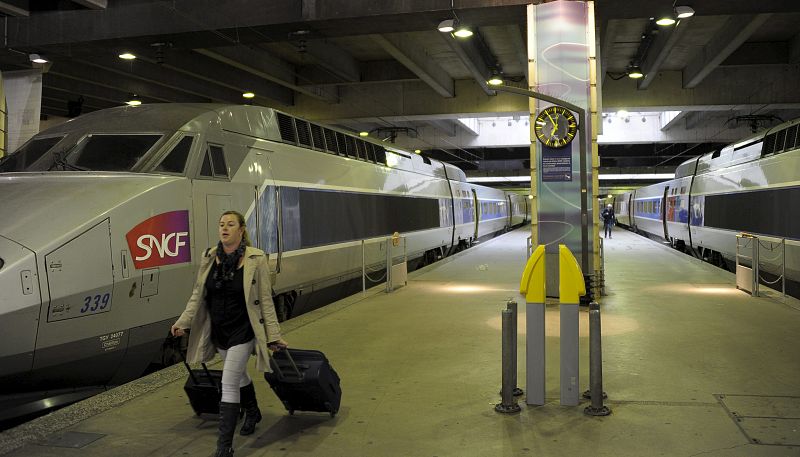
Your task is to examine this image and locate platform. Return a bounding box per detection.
[1,227,799,456]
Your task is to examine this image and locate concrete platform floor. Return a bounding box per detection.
[2,227,799,456]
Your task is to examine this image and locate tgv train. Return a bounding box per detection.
[613,117,799,294]
[0,104,528,411]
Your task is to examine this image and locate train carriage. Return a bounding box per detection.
[0,104,527,412]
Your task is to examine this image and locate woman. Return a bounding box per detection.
[171,210,288,457]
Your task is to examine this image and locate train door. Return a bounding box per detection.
[471,188,480,240]
[661,186,669,239]
[247,146,279,280]
[191,143,258,258]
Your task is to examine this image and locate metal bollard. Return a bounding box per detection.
[495,309,521,413]
[506,300,524,397]
[583,301,611,416]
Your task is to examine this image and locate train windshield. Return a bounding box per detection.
[61,134,163,171]
[0,135,65,172]
[0,133,164,173]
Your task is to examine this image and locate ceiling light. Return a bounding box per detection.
[242,92,255,99]
[655,16,676,26]
[359,131,369,137]
[118,52,136,60]
[487,74,503,86]
[414,149,421,154]
[675,6,695,19]
[438,19,456,33]
[126,99,142,106]
[616,110,629,118]
[453,27,473,38]
[29,53,48,64]
[627,65,644,79]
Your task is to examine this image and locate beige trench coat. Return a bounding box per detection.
[174,246,282,372]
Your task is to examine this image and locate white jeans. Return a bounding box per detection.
[217,339,254,403]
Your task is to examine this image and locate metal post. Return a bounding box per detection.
[584,301,611,416]
[782,238,786,298]
[385,238,392,293]
[495,309,521,413]
[506,301,523,396]
[753,236,759,297]
[362,240,366,294]
[599,236,605,296]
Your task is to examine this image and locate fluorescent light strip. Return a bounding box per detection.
[466,173,674,183]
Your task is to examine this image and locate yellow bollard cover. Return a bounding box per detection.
[558,244,586,304]
[519,245,546,303]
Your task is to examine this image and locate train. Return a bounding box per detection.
[612,117,799,295]
[0,103,528,418]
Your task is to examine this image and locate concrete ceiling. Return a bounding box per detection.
[1,0,799,186]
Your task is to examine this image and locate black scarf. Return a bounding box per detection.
[213,241,246,289]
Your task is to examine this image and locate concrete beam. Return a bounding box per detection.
[602,67,800,111]
[789,33,800,64]
[427,119,457,137]
[722,42,788,65]
[293,79,525,121]
[104,46,293,106]
[508,24,528,83]
[441,30,495,96]
[370,34,454,98]
[299,60,417,86]
[195,47,336,104]
[660,111,687,131]
[47,60,207,103]
[78,56,272,106]
[0,0,27,16]
[43,73,162,105]
[683,14,771,88]
[638,18,691,90]
[598,19,619,86]
[302,40,360,83]
[70,0,106,8]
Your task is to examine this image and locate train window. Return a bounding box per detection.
[310,124,325,150]
[208,145,228,178]
[761,133,777,157]
[200,153,212,177]
[373,145,386,164]
[0,135,64,172]
[296,120,312,147]
[785,125,799,151]
[69,134,161,171]
[275,112,296,144]
[335,132,348,156]
[775,129,787,153]
[323,128,338,154]
[154,136,193,174]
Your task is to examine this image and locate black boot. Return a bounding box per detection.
[239,382,262,436]
[215,402,239,457]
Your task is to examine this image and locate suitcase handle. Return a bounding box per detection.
[179,338,221,394]
[270,348,303,381]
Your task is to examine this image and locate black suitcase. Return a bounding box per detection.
[183,362,222,416]
[264,349,341,417]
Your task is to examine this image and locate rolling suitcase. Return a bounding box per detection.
[264,348,341,417]
[183,361,222,416]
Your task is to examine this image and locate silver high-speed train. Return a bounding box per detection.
[0,104,528,412]
[613,117,799,295]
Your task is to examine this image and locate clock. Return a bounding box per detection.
[534,105,577,148]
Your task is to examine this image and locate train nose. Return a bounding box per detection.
[0,236,41,382]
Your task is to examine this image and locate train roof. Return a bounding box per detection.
[693,117,800,176]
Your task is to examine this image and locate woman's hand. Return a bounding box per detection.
[171,325,186,337]
[267,339,288,352]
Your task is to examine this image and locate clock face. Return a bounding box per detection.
[534,106,577,148]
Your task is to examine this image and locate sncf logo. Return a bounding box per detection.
[126,210,191,269]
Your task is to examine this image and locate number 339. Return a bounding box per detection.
[81,293,111,313]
